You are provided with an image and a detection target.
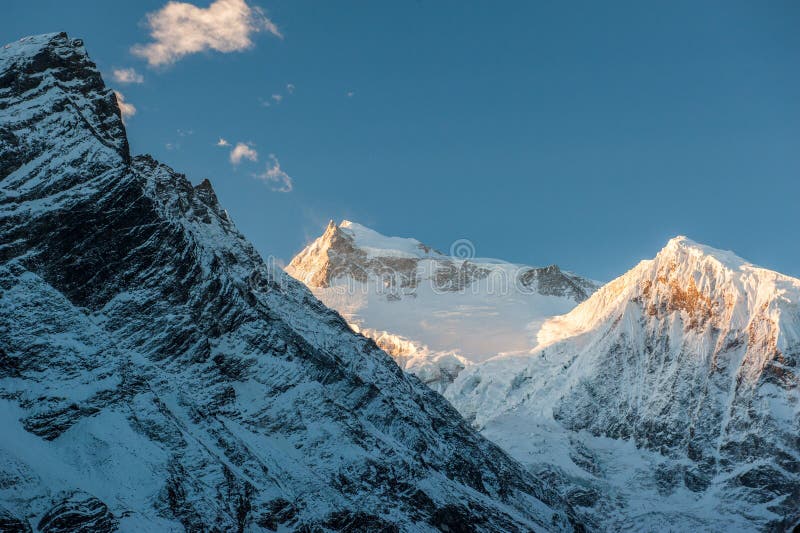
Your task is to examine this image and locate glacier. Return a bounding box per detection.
[287,220,598,392]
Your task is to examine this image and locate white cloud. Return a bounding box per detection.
[256,154,293,192]
[286,83,295,94]
[346,90,355,98]
[217,137,230,146]
[132,0,282,67]
[230,142,258,165]
[271,94,283,102]
[113,90,136,123]
[112,67,144,84]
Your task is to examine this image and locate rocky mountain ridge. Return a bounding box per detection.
[0,32,580,532]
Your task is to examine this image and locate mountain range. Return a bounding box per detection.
[1,31,798,533]
[289,225,800,530]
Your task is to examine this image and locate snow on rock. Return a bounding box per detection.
[0,33,582,531]
[338,220,440,259]
[447,236,800,531]
[286,220,599,391]
[350,325,471,394]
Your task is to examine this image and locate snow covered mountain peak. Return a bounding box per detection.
[447,236,800,530]
[535,235,800,351]
[287,221,600,391]
[0,31,129,167]
[1,32,88,72]
[337,220,443,258]
[658,234,750,271]
[289,220,597,298]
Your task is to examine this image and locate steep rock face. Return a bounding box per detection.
[448,237,800,531]
[287,221,599,391]
[37,492,118,533]
[0,506,32,532]
[0,34,579,531]
[518,265,596,303]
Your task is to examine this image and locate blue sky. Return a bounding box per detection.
[4,0,799,281]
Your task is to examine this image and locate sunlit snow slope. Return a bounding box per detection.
[287,220,598,392]
[447,236,800,531]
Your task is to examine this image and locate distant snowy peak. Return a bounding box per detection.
[287,220,443,288]
[287,221,600,392]
[288,219,598,302]
[339,220,444,259]
[537,235,800,348]
[448,235,800,530]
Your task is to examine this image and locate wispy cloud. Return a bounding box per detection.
[286,83,295,94]
[217,137,230,147]
[132,0,282,67]
[113,90,136,123]
[255,154,293,192]
[112,67,144,84]
[271,94,283,103]
[346,90,355,98]
[230,142,258,165]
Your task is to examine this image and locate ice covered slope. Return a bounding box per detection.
[287,220,598,391]
[0,33,582,531]
[447,236,800,531]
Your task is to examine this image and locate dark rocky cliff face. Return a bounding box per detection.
[518,265,595,302]
[0,33,580,531]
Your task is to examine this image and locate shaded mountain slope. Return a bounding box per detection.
[0,33,579,532]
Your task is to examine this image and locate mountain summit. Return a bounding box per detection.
[0,33,580,531]
[287,220,599,391]
[448,236,800,530]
